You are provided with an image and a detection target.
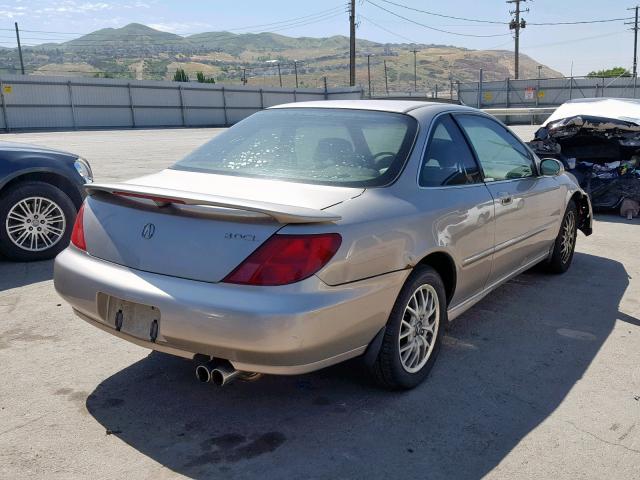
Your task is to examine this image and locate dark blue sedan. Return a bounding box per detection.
[0,142,92,261]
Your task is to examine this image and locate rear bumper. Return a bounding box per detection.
[54,247,408,374]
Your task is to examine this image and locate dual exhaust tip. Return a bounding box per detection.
[195,361,245,387]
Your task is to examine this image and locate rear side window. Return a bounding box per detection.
[420,115,482,187]
[455,114,535,182]
[172,108,418,187]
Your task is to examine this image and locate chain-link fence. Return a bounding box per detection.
[458,75,640,109]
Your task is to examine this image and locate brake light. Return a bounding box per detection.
[223,233,342,286]
[70,204,86,251]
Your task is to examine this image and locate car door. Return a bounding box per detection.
[418,114,495,305]
[454,113,563,287]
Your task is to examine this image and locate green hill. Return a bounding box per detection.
[0,23,562,93]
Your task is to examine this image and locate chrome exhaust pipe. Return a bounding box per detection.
[210,363,243,386]
[195,363,212,383]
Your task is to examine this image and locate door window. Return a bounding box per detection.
[420,115,482,187]
[456,114,536,182]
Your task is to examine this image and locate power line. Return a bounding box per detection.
[523,30,628,50]
[376,0,631,27]
[528,17,633,26]
[0,5,346,37]
[216,6,346,32]
[359,14,419,44]
[365,0,511,38]
[2,12,346,49]
[376,0,506,24]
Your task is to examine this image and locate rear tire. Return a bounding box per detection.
[371,266,446,390]
[544,200,578,274]
[0,181,76,262]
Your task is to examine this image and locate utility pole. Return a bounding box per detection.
[384,60,389,95]
[627,6,639,77]
[349,0,356,86]
[293,61,299,88]
[367,54,372,98]
[507,0,527,79]
[277,63,282,87]
[536,65,542,107]
[411,49,418,92]
[14,22,24,75]
[449,72,454,100]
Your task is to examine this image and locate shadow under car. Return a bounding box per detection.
[85,252,632,479]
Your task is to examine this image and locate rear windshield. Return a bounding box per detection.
[171,108,418,187]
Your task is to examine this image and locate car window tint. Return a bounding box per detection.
[456,114,535,182]
[420,115,482,187]
[173,108,418,187]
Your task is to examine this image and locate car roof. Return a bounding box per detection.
[269,99,476,115]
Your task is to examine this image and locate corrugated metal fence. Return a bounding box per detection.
[0,75,363,131]
[458,76,640,109]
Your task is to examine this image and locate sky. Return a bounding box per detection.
[0,0,636,76]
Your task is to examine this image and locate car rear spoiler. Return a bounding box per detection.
[85,183,342,224]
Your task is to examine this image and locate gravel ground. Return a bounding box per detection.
[0,126,638,480]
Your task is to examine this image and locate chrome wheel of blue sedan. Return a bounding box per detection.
[0,181,77,261]
[6,196,66,252]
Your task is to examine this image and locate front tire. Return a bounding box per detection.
[545,199,578,274]
[371,266,446,390]
[0,181,76,261]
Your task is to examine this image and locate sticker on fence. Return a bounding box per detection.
[483,92,493,101]
[525,87,535,100]
[2,85,12,94]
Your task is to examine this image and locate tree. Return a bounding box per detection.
[587,67,631,78]
[196,71,215,83]
[173,68,189,82]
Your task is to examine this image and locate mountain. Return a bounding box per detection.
[0,23,562,93]
[67,23,186,47]
[184,32,379,56]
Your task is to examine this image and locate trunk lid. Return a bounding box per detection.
[82,170,362,283]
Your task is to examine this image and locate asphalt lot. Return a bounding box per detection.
[1,126,639,479]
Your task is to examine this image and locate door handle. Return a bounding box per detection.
[497,192,513,205]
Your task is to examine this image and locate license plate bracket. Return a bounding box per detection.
[106,297,161,342]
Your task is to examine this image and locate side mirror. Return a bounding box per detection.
[540,158,564,176]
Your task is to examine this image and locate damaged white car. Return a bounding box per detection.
[528,98,640,215]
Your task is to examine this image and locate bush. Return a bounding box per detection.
[173,68,189,82]
[196,71,215,83]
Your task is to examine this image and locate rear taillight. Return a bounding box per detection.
[70,204,86,251]
[223,233,342,286]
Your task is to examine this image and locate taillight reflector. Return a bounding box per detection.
[223,233,342,286]
[70,204,86,251]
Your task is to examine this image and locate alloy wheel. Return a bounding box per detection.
[5,196,66,252]
[560,210,576,264]
[398,284,440,373]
